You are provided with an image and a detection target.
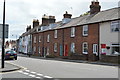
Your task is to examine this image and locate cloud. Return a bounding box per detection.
[0,0,119,40]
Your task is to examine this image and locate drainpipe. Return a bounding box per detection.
[62,29,64,56]
[98,23,100,60]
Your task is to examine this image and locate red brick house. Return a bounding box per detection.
[31,0,119,61]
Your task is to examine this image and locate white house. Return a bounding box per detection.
[99,8,120,55]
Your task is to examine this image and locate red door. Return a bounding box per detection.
[64,45,68,56]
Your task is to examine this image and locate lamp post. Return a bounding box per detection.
[1,0,6,68]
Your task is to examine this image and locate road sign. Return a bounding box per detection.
[0,24,9,38]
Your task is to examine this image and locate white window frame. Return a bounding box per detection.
[71,42,75,53]
[54,30,58,38]
[83,42,88,54]
[54,43,57,52]
[39,46,40,54]
[71,27,75,37]
[47,34,50,42]
[39,36,41,42]
[34,36,36,43]
[83,25,88,36]
[93,44,98,55]
[111,20,120,32]
[47,47,49,55]
[34,46,36,53]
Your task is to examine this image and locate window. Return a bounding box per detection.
[111,43,120,55]
[83,25,88,36]
[39,46,40,54]
[39,36,41,42]
[54,43,57,52]
[71,43,75,53]
[47,47,49,55]
[54,30,58,38]
[111,20,120,32]
[47,34,50,42]
[93,44,98,55]
[34,46,36,53]
[83,42,88,54]
[71,27,75,37]
[34,36,36,43]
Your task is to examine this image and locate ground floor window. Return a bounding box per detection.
[71,42,75,53]
[111,43,120,55]
[93,44,98,55]
[47,47,49,55]
[83,42,88,54]
[54,43,57,52]
[39,46,40,54]
[34,46,36,53]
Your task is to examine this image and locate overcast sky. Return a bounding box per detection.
[0,0,119,40]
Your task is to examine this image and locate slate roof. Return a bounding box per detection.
[20,7,120,36]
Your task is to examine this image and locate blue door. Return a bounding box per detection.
[60,44,63,56]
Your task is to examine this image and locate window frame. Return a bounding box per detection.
[93,44,98,55]
[47,34,50,42]
[34,36,36,43]
[54,43,57,52]
[111,20,120,32]
[54,30,58,38]
[83,25,88,36]
[71,27,75,37]
[39,36,41,42]
[71,42,75,53]
[83,42,88,54]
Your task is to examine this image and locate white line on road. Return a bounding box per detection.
[23,72,29,75]
[35,77,42,79]
[30,71,36,74]
[44,76,53,78]
[25,70,30,72]
[28,74,36,77]
[36,73,43,76]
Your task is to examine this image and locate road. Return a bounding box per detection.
[1,54,119,80]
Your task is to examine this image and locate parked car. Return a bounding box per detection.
[5,50,17,60]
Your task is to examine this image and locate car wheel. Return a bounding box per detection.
[15,57,17,60]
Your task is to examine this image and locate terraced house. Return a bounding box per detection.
[18,0,120,61]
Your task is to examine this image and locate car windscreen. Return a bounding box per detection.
[6,51,16,54]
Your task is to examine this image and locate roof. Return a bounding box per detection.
[21,7,120,36]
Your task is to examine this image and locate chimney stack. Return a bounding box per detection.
[90,0,101,15]
[62,11,72,24]
[33,19,39,28]
[42,14,56,26]
[26,25,31,32]
[63,11,72,19]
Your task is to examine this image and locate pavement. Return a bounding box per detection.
[0,61,22,73]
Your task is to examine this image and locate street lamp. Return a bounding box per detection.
[1,0,6,68]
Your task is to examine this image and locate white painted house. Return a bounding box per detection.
[99,8,120,55]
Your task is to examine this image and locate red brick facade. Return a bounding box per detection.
[32,23,99,61]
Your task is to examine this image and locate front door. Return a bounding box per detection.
[64,45,68,56]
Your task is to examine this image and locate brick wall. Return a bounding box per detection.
[32,23,99,61]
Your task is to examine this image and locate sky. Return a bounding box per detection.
[0,0,119,40]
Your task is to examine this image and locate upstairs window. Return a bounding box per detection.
[83,25,88,36]
[83,42,88,54]
[34,36,36,43]
[54,43,57,52]
[71,43,75,53]
[39,36,41,42]
[47,34,50,42]
[111,20,120,32]
[54,30,58,38]
[71,27,75,37]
